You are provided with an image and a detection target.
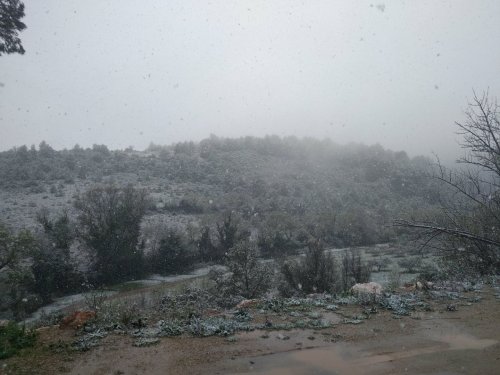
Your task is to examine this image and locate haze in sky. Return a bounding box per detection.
[1,0,500,161]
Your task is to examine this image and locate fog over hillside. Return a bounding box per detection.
[1,2,500,373]
[2,1,500,161]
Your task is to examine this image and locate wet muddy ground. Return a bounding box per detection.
[3,284,499,375]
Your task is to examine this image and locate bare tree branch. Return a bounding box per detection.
[394,92,500,275]
[393,219,500,247]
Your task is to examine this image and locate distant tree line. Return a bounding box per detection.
[0,136,440,249]
[0,136,448,319]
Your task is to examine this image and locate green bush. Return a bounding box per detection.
[418,262,443,282]
[148,230,195,275]
[397,256,423,273]
[387,264,402,290]
[340,250,371,291]
[74,184,148,285]
[281,240,339,294]
[225,241,272,298]
[0,322,37,359]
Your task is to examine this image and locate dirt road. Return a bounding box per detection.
[3,286,499,375]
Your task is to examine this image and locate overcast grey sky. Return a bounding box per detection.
[1,0,500,160]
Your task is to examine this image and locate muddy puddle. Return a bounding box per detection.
[235,332,497,374]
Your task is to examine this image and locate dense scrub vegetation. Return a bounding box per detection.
[0,136,444,319]
[0,136,437,246]
[281,240,339,295]
[0,322,36,359]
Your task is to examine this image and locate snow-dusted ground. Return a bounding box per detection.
[22,244,422,325]
[23,291,117,326]
[123,265,215,286]
[23,265,216,325]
